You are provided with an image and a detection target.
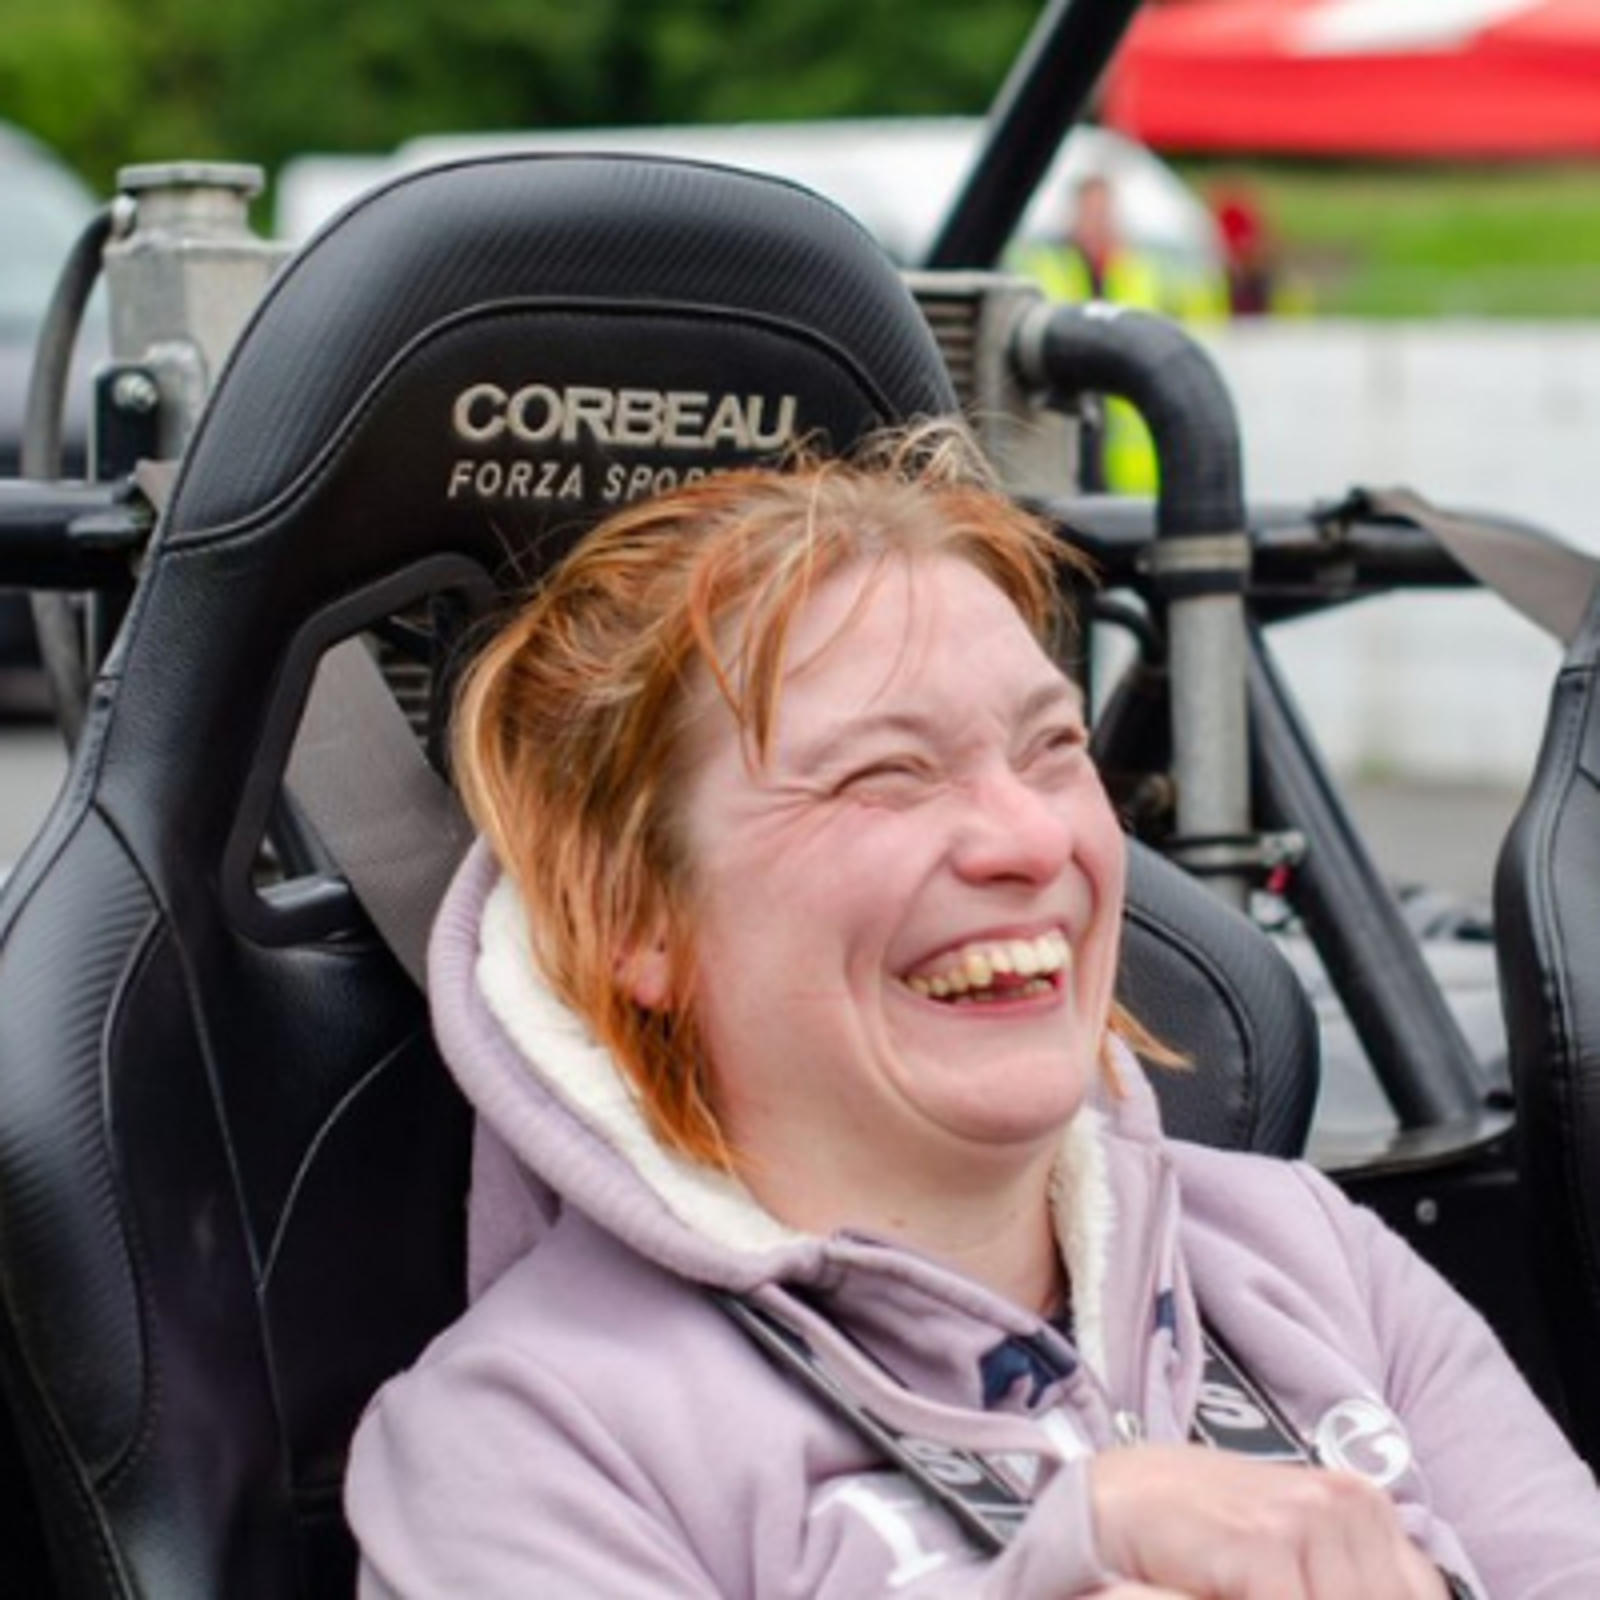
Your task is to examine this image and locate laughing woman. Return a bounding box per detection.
[347,422,1600,1599]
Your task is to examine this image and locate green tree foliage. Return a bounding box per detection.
[0,0,1039,193]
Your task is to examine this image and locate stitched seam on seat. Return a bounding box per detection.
[256,1024,431,1290]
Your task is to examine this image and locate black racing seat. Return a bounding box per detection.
[1495,581,1600,1467]
[0,153,1317,1599]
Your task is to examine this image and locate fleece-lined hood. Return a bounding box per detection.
[428,838,1197,1416]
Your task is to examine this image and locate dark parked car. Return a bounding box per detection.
[0,121,103,710]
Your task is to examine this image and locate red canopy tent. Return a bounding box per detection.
[1103,0,1600,159]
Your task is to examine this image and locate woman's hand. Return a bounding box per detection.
[1090,1444,1449,1599]
[1095,1587,1187,1598]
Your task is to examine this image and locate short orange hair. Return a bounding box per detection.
[453,421,1149,1168]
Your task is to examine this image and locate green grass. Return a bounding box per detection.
[1177,159,1600,318]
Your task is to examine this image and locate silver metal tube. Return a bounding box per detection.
[1168,591,1253,909]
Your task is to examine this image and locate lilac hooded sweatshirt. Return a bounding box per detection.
[346,843,1600,1597]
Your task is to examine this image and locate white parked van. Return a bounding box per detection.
[275,117,1223,289]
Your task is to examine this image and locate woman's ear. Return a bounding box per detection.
[616,925,672,1011]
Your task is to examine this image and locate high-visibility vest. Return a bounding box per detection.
[1010,241,1227,494]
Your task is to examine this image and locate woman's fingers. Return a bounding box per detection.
[1090,1444,1449,1600]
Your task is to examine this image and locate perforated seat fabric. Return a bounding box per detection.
[0,153,1315,1598]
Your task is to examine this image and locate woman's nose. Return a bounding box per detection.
[951,765,1081,885]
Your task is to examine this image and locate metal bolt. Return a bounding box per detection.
[109,192,139,242]
[111,370,161,415]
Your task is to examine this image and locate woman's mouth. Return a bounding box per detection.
[903,931,1071,1005]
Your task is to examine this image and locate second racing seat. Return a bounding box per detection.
[1496,578,1600,1468]
[0,153,1316,1598]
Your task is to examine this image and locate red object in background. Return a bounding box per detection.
[1209,180,1277,313]
[1214,191,1263,255]
[1104,0,1600,160]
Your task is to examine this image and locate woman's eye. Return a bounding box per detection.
[835,758,927,798]
[1027,725,1088,768]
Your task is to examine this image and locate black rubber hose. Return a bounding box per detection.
[20,204,115,745]
[1015,301,1245,544]
[21,204,112,480]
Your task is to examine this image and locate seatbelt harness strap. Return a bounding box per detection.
[717,1291,1479,1596]
[714,1291,1311,1557]
[284,636,474,987]
[716,1293,1031,1555]
[1355,485,1600,645]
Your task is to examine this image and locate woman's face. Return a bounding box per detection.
[662,553,1126,1215]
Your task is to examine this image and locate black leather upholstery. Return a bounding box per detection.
[1495,582,1600,1464]
[1122,845,1317,1157]
[0,153,1316,1598]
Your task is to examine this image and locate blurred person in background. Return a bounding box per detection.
[1011,173,1225,494]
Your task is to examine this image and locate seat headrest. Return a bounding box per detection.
[169,153,957,561]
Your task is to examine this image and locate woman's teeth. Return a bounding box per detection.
[905,931,1071,1003]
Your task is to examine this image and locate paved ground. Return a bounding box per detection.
[1340,775,1520,906]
